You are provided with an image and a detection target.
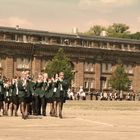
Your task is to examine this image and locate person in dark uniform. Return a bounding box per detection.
[89,91,93,100]
[31,77,36,115]
[34,74,43,115]
[12,74,19,116]
[55,72,68,119]
[27,76,34,115]
[18,72,28,119]
[52,73,59,117]
[3,78,13,116]
[46,77,54,116]
[40,73,48,116]
[24,71,33,118]
[0,74,4,116]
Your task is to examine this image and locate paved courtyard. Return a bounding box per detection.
[0,101,140,140]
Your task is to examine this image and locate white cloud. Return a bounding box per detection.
[0,17,33,28]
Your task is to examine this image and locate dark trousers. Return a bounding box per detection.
[40,96,47,115]
[32,96,35,114]
[90,94,93,100]
[28,103,32,115]
[34,96,41,115]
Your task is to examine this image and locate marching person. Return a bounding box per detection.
[12,74,19,116]
[55,72,68,119]
[24,71,33,118]
[50,73,59,117]
[3,78,13,116]
[18,72,28,119]
[34,74,43,115]
[40,73,48,116]
[46,77,54,116]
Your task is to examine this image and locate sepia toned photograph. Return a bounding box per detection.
[0,0,140,140]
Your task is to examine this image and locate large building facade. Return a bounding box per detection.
[0,26,140,92]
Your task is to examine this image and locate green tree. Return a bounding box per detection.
[109,62,131,93]
[107,23,130,38]
[85,25,106,36]
[129,32,140,40]
[45,48,73,86]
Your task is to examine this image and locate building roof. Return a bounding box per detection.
[0,26,140,45]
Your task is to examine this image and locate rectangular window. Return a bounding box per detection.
[84,62,94,72]
[5,34,15,41]
[124,64,133,74]
[16,34,23,42]
[84,81,89,89]
[84,62,89,71]
[108,63,112,72]
[0,34,4,40]
[102,63,106,73]
[17,58,30,69]
[23,35,27,42]
[84,79,94,90]
[89,63,94,72]
[101,80,107,89]
[90,81,94,89]
[32,36,42,42]
[102,63,112,73]
[128,65,133,74]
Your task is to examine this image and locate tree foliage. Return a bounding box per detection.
[85,25,105,36]
[109,62,131,92]
[84,23,130,38]
[45,48,73,86]
[107,23,130,38]
[129,32,140,40]
[83,23,140,39]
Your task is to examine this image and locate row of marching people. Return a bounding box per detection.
[0,71,68,119]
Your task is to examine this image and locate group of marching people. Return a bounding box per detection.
[0,71,68,119]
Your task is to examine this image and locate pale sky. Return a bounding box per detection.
[0,0,140,33]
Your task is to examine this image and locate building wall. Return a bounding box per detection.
[74,60,84,91]
[4,57,14,78]
[0,27,140,92]
[133,64,140,92]
[0,49,140,92]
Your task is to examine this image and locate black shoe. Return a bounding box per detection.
[59,114,63,119]
[25,115,28,119]
[15,112,18,117]
[22,114,27,120]
[50,112,54,117]
[42,113,46,116]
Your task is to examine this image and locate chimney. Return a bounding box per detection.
[72,27,78,34]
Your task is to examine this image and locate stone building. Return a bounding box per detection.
[0,26,140,92]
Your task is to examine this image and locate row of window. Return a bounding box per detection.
[84,79,132,90]
[0,58,47,70]
[84,79,112,90]
[0,33,139,51]
[84,63,134,74]
[0,58,134,75]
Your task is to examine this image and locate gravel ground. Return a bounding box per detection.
[0,100,140,140]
